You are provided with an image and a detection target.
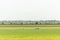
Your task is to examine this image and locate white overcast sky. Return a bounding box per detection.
[0,0,60,20]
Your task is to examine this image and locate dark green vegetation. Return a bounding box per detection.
[0,20,60,25]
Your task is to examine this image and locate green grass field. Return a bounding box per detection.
[0,29,60,40]
[0,25,60,40]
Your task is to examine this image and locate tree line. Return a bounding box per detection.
[0,20,60,25]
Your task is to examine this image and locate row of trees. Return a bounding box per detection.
[0,20,60,25]
[1,22,39,25]
[1,22,60,25]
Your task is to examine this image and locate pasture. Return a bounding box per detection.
[0,25,59,40]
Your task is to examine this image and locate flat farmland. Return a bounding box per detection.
[0,25,60,29]
[0,25,60,40]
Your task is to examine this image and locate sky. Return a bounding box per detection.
[0,0,60,20]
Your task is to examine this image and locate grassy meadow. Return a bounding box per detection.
[0,29,59,40]
[0,25,59,40]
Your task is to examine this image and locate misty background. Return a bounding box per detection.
[0,0,60,20]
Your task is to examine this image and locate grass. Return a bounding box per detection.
[0,29,59,40]
[0,25,60,40]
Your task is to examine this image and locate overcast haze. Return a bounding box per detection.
[0,0,60,20]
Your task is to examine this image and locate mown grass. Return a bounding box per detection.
[0,29,59,40]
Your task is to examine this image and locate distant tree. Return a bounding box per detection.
[10,23,12,24]
[2,22,4,24]
[35,22,38,25]
[20,23,23,25]
[39,23,41,24]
